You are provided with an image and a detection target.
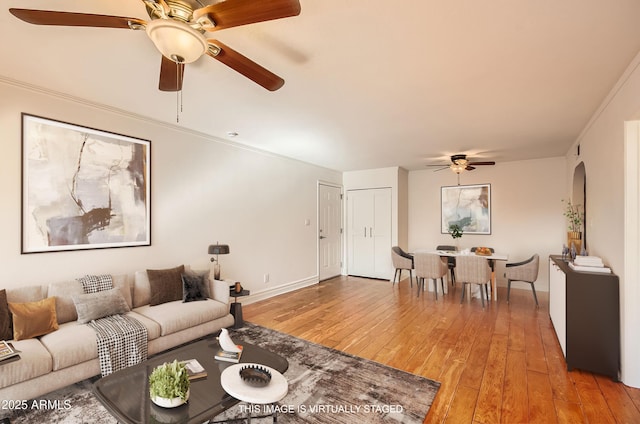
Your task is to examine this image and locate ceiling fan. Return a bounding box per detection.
[9,0,301,92]
[427,154,496,174]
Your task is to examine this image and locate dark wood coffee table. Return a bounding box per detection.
[93,335,288,424]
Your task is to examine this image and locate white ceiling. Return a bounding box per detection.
[3,0,640,171]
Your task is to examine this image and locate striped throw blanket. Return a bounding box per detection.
[87,314,148,377]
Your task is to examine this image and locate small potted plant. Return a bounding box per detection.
[149,360,190,408]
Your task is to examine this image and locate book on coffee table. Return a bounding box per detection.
[215,345,243,363]
[181,359,207,380]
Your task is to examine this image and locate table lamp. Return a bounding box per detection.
[208,243,230,280]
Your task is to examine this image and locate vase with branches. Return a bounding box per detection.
[448,224,463,248]
[562,199,583,251]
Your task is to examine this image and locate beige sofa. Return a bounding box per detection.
[0,270,235,401]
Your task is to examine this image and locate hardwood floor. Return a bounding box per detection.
[243,275,640,423]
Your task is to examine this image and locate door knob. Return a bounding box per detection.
[319,236,326,239]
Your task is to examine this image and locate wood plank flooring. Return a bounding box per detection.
[243,275,640,423]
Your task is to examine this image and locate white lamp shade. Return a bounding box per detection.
[146,19,207,64]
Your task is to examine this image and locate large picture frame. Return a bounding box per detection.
[441,184,491,235]
[21,114,151,253]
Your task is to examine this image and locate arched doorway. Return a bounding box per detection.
[573,162,586,250]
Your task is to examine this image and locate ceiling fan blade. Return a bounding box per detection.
[207,40,284,91]
[9,8,145,28]
[468,161,496,166]
[193,0,301,31]
[158,56,185,92]
[433,166,450,172]
[465,166,476,171]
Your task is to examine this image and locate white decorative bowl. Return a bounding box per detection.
[151,389,190,408]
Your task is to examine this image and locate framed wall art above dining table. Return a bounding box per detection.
[441,183,491,235]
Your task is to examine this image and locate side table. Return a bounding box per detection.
[220,363,288,423]
[229,288,250,329]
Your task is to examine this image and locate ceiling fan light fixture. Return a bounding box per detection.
[450,163,466,174]
[146,19,207,64]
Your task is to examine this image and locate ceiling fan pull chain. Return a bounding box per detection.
[176,90,180,123]
[176,60,181,123]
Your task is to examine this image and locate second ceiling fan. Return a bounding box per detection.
[9,0,302,92]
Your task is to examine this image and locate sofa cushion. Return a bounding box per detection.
[48,280,85,324]
[0,338,52,388]
[8,297,59,340]
[133,270,151,308]
[0,289,12,340]
[126,311,161,341]
[133,299,228,337]
[181,273,209,302]
[147,265,185,306]
[72,288,130,324]
[39,311,160,372]
[39,321,99,371]
[112,274,133,310]
[6,285,45,303]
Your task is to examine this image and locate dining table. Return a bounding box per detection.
[418,249,509,301]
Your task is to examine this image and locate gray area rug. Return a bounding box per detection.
[1,324,439,423]
[219,324,440,423]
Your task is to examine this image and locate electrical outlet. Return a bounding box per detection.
[264,273,269,284]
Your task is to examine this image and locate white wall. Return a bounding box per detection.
[0,80,341,297]
[408,157,567,292]
[565,52,640,387]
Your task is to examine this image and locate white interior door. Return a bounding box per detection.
[319,183,343,281]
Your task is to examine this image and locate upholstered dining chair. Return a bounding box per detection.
[391,246,414,287]
[436,244,457,286]
[470,246,495,297]
[455,255,492,308]
[506,254,540,307]
[414,252,448,299]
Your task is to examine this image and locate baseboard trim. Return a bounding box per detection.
[241,276,319,305]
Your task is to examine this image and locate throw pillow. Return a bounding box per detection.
[77,274,114,294]
[0,289,13,340]
[8,297,59,341]
[72,288,130,324]
[147,265,185,306]
[181,273,209,302]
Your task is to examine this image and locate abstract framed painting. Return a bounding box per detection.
[441,184,491,235]
[21,114,151,253]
